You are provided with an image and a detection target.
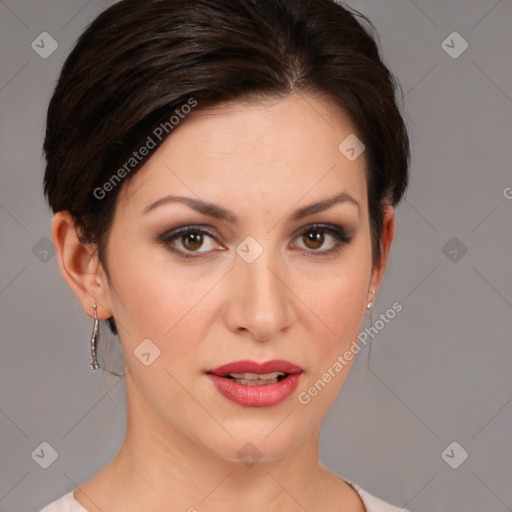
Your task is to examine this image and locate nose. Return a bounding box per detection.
[223,246,293,342]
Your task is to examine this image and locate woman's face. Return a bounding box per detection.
[97,93,390,461]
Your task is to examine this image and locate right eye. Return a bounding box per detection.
[159,226,225,259]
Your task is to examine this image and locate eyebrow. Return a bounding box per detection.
[142,192,360,222]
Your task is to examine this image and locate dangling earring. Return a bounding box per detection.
[89,304,100,371]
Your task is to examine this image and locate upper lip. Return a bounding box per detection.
[207,359,303,376]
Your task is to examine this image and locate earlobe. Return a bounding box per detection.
[51,211,112,320]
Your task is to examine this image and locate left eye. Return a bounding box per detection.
[291,225,350,254]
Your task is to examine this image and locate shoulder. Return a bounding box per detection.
[39,490,88,512]
[345,480,410,512]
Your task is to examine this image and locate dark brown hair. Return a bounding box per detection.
[44,0,410,336]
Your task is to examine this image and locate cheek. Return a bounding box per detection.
[299,272,367,380]
[300,253,370,339]
[105,238,223,362]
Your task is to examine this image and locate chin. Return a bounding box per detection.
[197,423,311,466]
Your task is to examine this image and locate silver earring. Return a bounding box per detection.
[366,288,375,310]
[89,304,100,371]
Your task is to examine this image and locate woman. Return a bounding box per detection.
[40,0,410,510]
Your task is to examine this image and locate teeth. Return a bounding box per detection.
[220,371,288,386]
[232,378,279,386]
[228,372,286,379]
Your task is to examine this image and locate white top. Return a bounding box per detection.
[39,480,409,511]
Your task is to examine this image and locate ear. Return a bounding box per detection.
[51,211,112,320]
[366,204,395,309]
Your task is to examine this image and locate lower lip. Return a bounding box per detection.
[206,373,302,407]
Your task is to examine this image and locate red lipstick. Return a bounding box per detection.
[206,359,303,408]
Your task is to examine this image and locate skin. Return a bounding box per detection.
[52,93,394,512]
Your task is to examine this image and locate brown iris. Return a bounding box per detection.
[303,230,324,250]
[182,232,204,251]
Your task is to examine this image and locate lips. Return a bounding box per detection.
[206,360,304,407]
[207,359,303,376]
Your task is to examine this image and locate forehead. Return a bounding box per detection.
[119,93,367,215]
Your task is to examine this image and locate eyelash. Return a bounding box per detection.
[158,224,352,260]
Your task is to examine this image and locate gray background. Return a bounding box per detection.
[1,1,511,511]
